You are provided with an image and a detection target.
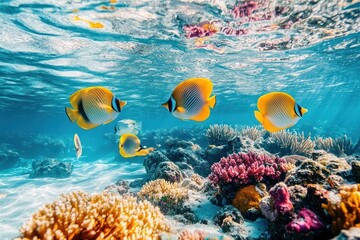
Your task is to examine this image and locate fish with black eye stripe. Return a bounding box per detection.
[65,86,126,130]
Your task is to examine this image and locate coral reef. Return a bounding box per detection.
[103,179,130,195]
[232,185,263,215]
[0,148,19,169]
[17,191,168,239]
[138,179,188,214]
[29,158,73,178]
[209,151,287,186]
[285,159,330,186]
[286,208,325,233]
[264,130,315,157]
[270,182,293,215]
[178,230,231,240]
[205,124,237,146]
[322,184,360,235]
[239,126,266,141]
[315,135,360,156]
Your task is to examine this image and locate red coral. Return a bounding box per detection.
[269,182,293,214]
[286,208,324,233]
[209,152,287,186]
[183,21,218,39]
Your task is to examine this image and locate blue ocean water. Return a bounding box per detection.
[0,0,359,239]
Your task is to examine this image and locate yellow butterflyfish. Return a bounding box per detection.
[65,87,126,130]
[119,134,154,158]
[254,92,308,132]
[162,78,216,121]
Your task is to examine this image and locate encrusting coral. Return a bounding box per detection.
[205,124,237,145]
[286,208,324,233]
[138,179,188,213]
[322,184,360,235]
[232,185,264,213]
[178,229,232,240]
[266,130,315,157]
[209,151,288,186]
[17,191,169,240]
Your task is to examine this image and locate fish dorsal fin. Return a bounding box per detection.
[190,105,210,121]
[192,77,213,98]
[257,92,295,115]
[69,88,86,109]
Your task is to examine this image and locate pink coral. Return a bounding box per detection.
[232,1,258,19]
[209,152,287,186]
[286,208,325,233]
[183,21,218,39]
[269,182,293,214]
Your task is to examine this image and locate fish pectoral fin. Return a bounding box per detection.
[190,106,210,122]
[254,111,264,124]
[176,106,186,113]
[76,116,99,130]
[207,95,216,109]
[136,147,155,156]
[66,107,79,123]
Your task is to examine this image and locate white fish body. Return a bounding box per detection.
[74,134,82,160]
[114,119,142,135]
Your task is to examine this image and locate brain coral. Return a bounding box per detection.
[138,179,188,213]
[322,184,360,235]
[17,191,169,240]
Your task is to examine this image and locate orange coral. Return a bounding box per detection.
[322,184,360,235]
[232,184,265,213]
[17,191,169,240]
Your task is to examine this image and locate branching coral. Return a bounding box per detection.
[205,124,237,145]
[209,151,288,186]
[315,135,360,156]
[138,179,188,213]
[322,184,360,235]
[267,130,315,157]
[239,126,266,141]
[17,191,168,240]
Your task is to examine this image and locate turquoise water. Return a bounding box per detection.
[0,0,360,239]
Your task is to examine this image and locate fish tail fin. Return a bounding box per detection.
[207,95,216,109]
[66,107,79,123]
[136,147,155,156]
[135,121,142,131]
[254,111,264,124]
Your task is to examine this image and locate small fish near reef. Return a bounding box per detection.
[65,86,126,130]
[119,134,154,158]
[74,134,82,160]
[162,77,216,121]
[254,92,308,132]
[114,119,142,136]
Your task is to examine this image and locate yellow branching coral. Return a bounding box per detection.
[17,191,169,240]
[205,124,237,145]
[269,130,315,157]
[138,179,188,213]
[232,184,266,213]
[240,126,266,141]
[322,184,360,235]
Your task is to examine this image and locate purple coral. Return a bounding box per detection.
[209,152,287,186]
[232,1,258,19]
[286,208,324,233]
[269,182,293,214]
[183,21,218,39]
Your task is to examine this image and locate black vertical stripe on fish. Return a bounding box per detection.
[115,98,121,112]
[78,100,90,123]
[167,97,173,112]
[295,104,302,117]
